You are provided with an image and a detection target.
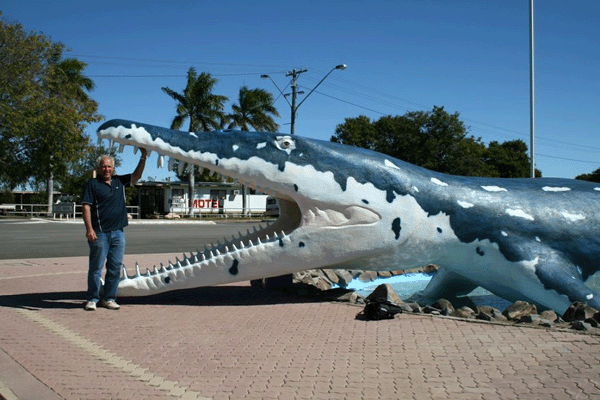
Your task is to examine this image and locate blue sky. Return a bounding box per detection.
[3,0,599,180]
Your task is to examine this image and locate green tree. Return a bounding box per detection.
[576,168,600,183]
[161,68,228,213]
[0,16,101,190]
[227,86,280,132]
[483,140,532,178]
[332,115,379,151]
[331,106,532,178]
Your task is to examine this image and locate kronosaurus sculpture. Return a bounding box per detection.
[97,119,600,314]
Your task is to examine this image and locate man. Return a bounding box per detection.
[82,149,147,310]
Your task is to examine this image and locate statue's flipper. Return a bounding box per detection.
[534,255,600,311]
[407,266,478,305]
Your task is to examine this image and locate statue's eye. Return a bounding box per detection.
[275,136,296,153]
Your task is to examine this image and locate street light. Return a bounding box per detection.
[261,64,347,134]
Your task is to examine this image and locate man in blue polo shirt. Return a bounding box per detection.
[82,149,147,311]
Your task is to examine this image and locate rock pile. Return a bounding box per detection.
[286,270,600,334]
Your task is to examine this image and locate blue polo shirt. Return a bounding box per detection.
[82,174,132,232]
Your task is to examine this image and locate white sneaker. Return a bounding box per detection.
[100,300,120,310]
[84,301,96,311]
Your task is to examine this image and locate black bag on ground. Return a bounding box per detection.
[362,299,403,321]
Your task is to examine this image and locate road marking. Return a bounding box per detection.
[0,271,86,280]
[17,309,211,400]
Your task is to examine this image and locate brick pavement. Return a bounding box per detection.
[0,255,599,400]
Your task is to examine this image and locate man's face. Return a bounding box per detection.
[99,158,114,181]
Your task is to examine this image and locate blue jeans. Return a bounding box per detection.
[87,229,125,303]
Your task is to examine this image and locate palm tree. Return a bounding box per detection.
[227,86,280,215]
[56,58,95,100]
[162,68,228,214]
[228,86,280,132]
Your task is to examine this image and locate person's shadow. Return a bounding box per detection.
[0,284,353,310]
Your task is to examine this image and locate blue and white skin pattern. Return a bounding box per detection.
[97,119,600,314]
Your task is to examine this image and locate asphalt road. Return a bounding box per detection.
[0,218,265,260]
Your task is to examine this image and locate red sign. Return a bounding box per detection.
[192,198,220,209]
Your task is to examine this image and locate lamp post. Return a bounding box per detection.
[529,0,535,178]
[261,64,347,134]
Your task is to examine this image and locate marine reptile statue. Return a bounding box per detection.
[97,119,600,314]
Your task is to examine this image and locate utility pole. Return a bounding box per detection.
[286,68,307,135]
[262,64,346,135]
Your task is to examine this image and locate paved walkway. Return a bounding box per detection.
[0,255,599,400]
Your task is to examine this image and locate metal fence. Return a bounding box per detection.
[0,203,140,220]
[0,204,271,220]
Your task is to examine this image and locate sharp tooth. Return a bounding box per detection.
[232,244,238,252]
[248,240,254,247]
[120,265,128,279]
[157,155,164,168]
[133,147,139,155]
[135,263,141,277]
[238,241,245,249]
[118,143,125,153]
[209,251,215,258]
[215,249,221,256]
[257,238,262,245]
[265,234,270,241]
[109,140,115,149]
[97,138,103,146]
[168,158,176,171]
[145,268,151,277]
[178,162,186,176]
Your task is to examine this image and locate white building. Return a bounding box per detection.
[137,180,270,218]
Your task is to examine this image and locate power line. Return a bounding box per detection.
[76,54,598,166]
[88,72,265,78]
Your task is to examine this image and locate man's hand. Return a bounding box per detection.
[86,229,97,242]
[82,204,96,242]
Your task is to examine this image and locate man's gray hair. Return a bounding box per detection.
[96,155,115,172]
